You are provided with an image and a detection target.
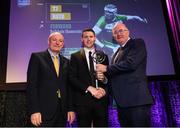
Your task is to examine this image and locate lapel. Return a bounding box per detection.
[44,50,60,78]
[113,39,132,63]
[80,49,91,75]
[111,47,121,64]
[123,38,132,50]
[59,55,65,78]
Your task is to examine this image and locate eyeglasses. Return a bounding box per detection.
[113,29,128,35]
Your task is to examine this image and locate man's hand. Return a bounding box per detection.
[67,111,76,124]
[96,64,107,73]
[31,112,42,126]
[87,86,106,99]
[98,87,106,97]
[97,71,108,84]
[96,71,105,81]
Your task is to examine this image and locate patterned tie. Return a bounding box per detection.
[53,56,59,76]
[89,51,96,86]
[111,47,123,64]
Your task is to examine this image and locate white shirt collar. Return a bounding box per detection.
[48,49,59,58]
[121,37,130,48]
[83,47,95,54]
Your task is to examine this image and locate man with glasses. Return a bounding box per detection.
[96,23,153,127]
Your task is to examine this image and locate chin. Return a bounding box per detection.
[52,50,60,53]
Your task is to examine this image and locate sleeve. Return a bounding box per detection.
[99,54,109,85]
[66,60,75,111]
[26,53,40,115]
[108,39,147,76]
[69,54,89,93]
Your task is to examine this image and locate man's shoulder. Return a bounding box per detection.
[60,55,69,62]
[131,38,144,43]
[129,38,146,49]
[71,49,82,56]
[31,50,47,55]
[30,50,48,60]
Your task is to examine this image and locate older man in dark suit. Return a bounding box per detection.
[96,23,153,127]
[26,32,75,127]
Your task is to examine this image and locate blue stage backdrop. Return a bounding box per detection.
[6,0,175,83]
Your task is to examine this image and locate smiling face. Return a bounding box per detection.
[112,23,130,46]
[81,31,96,49]
[48,32,64,54]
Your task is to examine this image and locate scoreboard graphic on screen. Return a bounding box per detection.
[47,3,90,23]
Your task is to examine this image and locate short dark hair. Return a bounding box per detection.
[82,28,95,37]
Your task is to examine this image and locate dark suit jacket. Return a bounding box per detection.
[26,50,74,120]
[69,49,109,105]
[108,38,153,107]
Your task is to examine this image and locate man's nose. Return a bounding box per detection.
[87,37,91,40]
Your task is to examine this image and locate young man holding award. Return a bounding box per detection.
[69,28,109,127]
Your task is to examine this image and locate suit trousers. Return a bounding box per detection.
[40,99,66,127]
[76,99,108,127]
[117,105,151,127]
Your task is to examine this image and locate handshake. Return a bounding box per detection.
[86,64,108,99]
[87,86,106,99]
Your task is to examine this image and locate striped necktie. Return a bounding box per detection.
[111,47,123,64]
[89,51,96,86]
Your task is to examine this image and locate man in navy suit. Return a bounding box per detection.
[96,23,153,127]
[69,28,109,127]
[26,32,75,126]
